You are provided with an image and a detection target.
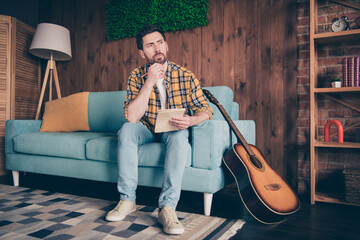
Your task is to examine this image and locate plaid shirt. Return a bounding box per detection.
[124,60,213,132]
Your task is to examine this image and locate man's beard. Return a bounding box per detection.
[145,52,167,64]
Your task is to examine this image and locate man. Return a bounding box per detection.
[105,24,213,235]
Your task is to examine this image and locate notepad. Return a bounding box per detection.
[154,108,186,133]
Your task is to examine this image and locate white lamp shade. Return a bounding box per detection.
[30,23,72,61]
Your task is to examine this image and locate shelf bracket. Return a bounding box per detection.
[330,0,360,10]
[324,94,360,113]
[323,94,360,140]
[329,122,360,138]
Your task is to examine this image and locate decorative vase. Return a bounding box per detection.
[332,81,341,88]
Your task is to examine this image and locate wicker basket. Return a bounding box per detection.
[343,168,360,204]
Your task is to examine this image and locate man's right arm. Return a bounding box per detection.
[126,83,153,122]
[125,63,166,122]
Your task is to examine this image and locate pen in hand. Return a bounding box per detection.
[141,61,167,79]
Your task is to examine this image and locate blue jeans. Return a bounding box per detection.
[117,122,189,209]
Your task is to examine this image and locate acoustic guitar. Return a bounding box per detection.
[203,89,300,224]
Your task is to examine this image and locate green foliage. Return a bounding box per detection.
[106,0,209,40]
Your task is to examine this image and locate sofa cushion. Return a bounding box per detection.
[85,136,117,163]
[88,91,127,132]
[40,92,90,132]
[86,137,192,167]
[13,132,114,160]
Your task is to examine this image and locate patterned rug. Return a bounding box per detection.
[0,184,244,239]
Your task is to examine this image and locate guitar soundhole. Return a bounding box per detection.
[247,155,265,172]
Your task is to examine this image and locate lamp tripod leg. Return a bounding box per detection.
[49,69,53,101]
[53,63,62,99]
[35,61,51,120]
[35,60,62,120]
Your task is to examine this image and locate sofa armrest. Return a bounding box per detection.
[231,120,256,146]
[191,119,256,170]
[191,120,232,170]
[5,120,42,154]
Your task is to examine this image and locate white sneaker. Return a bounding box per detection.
[158,206,184,235]
[105,200,136,221]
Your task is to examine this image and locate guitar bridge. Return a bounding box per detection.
[264,184,281,191]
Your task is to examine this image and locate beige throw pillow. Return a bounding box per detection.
[40,92,90,132]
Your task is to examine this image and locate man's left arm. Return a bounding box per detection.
[169,74,213,130]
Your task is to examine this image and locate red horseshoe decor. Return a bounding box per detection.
[324,120,344,143]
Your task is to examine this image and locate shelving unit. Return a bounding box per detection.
[309,0,360,205]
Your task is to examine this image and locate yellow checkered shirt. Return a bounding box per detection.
[124,61,213,132]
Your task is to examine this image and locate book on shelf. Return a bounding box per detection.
[349,57,354,87]
[355,57,359,87]
[342,57,360,87]
[342,58,348,87]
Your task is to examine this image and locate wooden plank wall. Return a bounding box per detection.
[39,0,298,187]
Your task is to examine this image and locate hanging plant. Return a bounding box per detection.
[106,0,209,40]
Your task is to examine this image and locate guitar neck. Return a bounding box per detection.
[216,103,255,157]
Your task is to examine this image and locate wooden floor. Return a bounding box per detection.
[1,173,359,240]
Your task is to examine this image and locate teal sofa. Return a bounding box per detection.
[5,86,255,216]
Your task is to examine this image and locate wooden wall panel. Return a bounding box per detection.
[39,0,298,187]
[223,0,235,90]
[270,0,285,175]
[256,0,271,168]
[283,0,298,186]
[201,0,224,87]
[166,27,202,81]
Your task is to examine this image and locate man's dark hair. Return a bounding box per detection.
[136,24,166,50]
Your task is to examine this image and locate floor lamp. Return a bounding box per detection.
[29,23,72,120]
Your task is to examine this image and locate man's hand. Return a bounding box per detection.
[146,63,167,86]
[169,112,210,130]
[169,115,192,130]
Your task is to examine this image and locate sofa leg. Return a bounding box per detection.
[12,171,19,186]
[204,193,213,216]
